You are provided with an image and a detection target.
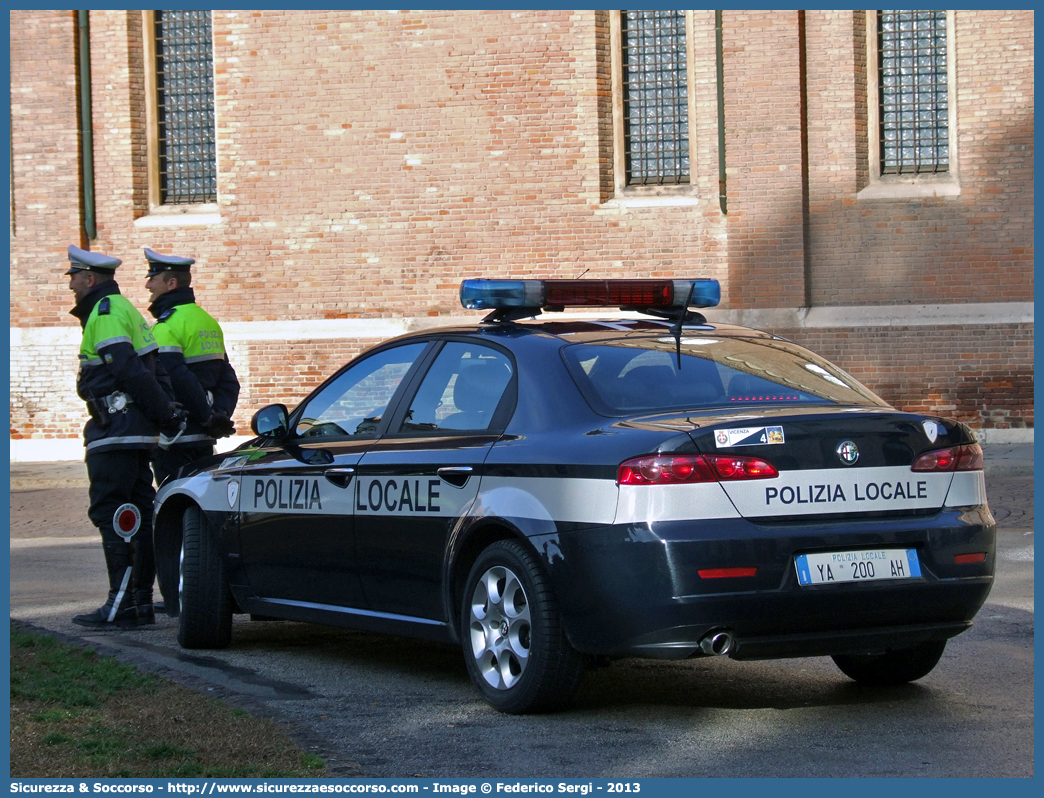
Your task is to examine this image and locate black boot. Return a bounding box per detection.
[135,589,156,626]
[152,599,178,617]
[73,539,137,629]
[133,522,158,625]
[73,559,137,630]
[72,597,138,628]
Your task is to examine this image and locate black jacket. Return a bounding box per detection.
[71,282,174,453]
[149,286,240,446]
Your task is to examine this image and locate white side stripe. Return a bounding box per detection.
[943,471,988,508]
[616,482,739,524]
[476,477,618,525]
[167,467,982,531]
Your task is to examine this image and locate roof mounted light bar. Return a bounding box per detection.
[460,278,721,322]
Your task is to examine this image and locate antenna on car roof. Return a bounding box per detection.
[672,281,696,370]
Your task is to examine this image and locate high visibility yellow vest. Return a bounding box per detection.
[152,302,227,363]
[79,294,157,366]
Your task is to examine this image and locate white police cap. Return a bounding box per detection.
[144,248,196,277]
[66,245,121,276]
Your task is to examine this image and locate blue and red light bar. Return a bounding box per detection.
[460,278,721,311]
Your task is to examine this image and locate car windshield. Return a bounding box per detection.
[561,335,888,415]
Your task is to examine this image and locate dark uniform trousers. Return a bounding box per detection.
[86,449,157,620]
[152,443,214,488]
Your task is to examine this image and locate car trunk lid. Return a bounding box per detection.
[622,406,975,520]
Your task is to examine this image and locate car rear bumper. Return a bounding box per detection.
[536,507,995,659]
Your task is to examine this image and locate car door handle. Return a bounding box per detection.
[324,467,356,488]
[437,466,473,488]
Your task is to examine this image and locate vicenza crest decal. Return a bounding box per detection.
[922,420,939,443]
[836,440,860,465]
[227,480,240,508]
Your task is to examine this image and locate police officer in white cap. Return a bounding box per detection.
[144,248,240,484]
[143,248,240,613]
[66,245,184,628]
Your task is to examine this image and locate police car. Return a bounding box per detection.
[153,278,995,714]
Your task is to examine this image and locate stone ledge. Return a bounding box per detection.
[12,302,1033,348]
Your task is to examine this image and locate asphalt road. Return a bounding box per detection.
[8,474,1034,778]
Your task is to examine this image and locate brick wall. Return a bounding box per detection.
[9,9,1033,452]
[805,10,1034,306]
[240,338,376,412]
[787,325,1034,430]
[12,9,733,329]
[9,10,83,321]
[723,10,809,309]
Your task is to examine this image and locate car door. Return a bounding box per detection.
[237,341,431,609]
[354,340,516,621]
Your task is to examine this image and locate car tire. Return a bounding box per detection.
[177,505,233,649]
[832,639,947,686]
[461,539,585,714]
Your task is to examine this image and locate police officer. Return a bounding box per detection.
[67,245,183,629]
[144,248,240,488]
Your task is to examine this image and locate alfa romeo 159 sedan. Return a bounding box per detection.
[153,278,995,713]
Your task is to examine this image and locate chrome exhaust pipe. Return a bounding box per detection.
[698,630,733,656]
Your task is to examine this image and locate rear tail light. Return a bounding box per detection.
[698,567,758,579]
[912,444,984,473]
[710,456,778,480]
[617,454,778,485]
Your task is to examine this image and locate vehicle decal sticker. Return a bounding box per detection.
[721,465,953,518]
[248,476,332,513]
[715,426,785,447]
[355,476,463,517]
[922,420,939,443]
[227,480,239,508]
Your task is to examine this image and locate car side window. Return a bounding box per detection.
[399,342,513,433]
[294,343,427,438]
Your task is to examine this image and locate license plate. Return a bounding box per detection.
[795,548,921,586]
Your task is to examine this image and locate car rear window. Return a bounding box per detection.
[561,335,888,415]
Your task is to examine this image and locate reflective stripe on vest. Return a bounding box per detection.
[86,435,161,451]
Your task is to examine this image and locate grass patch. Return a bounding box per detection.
[10,623,328,778]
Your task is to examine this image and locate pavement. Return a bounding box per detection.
[979,442,1036,477]
[4,443,1033,490]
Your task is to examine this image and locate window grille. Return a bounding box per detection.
[878,10,948,175]
[154,10,217,203]
[621,10,690,186]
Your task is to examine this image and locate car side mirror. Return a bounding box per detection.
[251,404,289,438]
